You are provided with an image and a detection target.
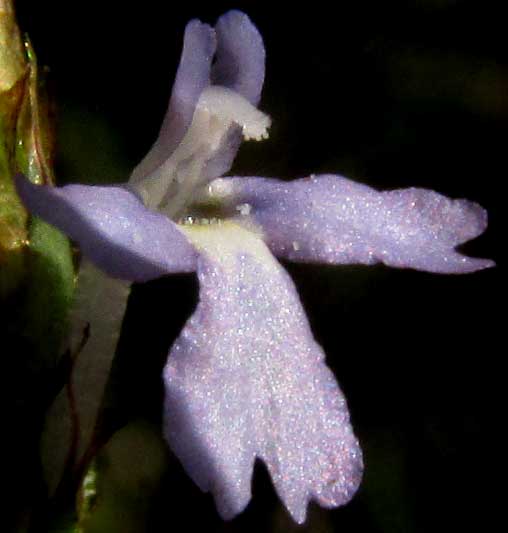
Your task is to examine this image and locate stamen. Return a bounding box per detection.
[179,215,196,225]
[177,215,223,226]
[235,203,252,216]
[133,86,270,217]
[197,86,271,142]
[207,179,232,199]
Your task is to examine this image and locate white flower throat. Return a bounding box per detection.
[133,86,271,221]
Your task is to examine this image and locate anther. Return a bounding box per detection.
[197,86,271,142]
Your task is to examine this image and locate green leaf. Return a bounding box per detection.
[0,0,28,296]
[0,1,25,93]
[2,4,77,531]
[24,217,74,363]
[2,6,76,363]
[75,422,167,533]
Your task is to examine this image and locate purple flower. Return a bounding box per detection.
[16,11,493,524]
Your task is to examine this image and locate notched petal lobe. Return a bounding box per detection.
[163,223,362,523]
[215,175,494,274]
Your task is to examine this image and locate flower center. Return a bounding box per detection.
[132,86,270,220]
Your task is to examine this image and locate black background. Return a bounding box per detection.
[10,1,504,532]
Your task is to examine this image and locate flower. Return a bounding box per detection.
[15,10,493,524]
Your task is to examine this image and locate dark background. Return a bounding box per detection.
[12,1,503,532]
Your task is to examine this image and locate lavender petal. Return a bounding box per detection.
[163,223,362,523]
[213,175,494,274]
[16,175,197,281]
[130,19,216,182]
[212,10,265,105]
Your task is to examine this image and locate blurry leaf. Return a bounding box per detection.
[75,421,167,533]
[24,217,74,363]
[0,0,27,295]
[6,10,75,363]
[2,1,71,307]
[2,5,77,529]
[42,261,130,496]
[0,181,26,294]
[0,1,25,92]
[15,38,56,185]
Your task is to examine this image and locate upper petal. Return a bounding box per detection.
[210,175,494,274]
[130,19,216,183]
[16,175,197,281]
[163,223,362,523]
[212,10,265,106]
[204,11,267,180]
[129,12,269,218]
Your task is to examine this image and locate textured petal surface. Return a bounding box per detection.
[212,10,265,106]
[210,175,494,274]
[16,175,197,281]
[131,11,267,210]
[163,223,362,523]
[204,11,267,180]
[130,19,216,182]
